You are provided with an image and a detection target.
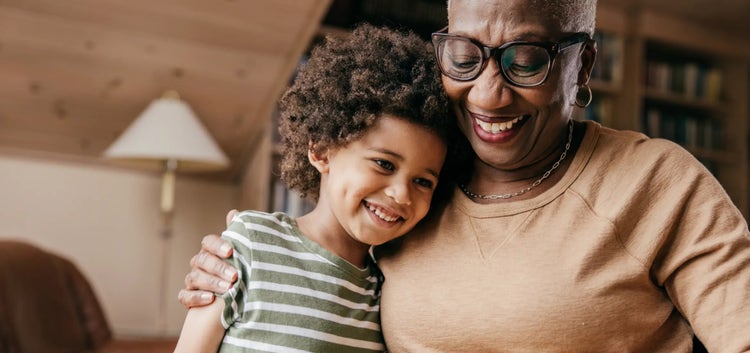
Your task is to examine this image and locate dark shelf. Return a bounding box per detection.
[322,0,447,39]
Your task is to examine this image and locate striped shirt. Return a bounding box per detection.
[218,211,385,353]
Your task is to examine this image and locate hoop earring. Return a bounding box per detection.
[574,83,593,108]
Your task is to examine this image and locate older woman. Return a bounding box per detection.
[179,0,750,351]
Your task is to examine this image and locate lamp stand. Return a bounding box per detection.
[156,159,177,334]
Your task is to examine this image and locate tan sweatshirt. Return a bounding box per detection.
[377,121,750,353]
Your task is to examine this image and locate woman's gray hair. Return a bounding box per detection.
[446,0,597,35]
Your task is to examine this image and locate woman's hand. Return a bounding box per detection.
[177,210,239,308]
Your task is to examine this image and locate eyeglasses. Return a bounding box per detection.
[431,27,590,87]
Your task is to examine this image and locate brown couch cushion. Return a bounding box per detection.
[0,240,111,353]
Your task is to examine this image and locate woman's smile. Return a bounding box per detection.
[475,115,527,134]
[469,111,531,144]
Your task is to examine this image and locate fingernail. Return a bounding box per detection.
[220,244,231,255]
[224,268,236,278]
[220,281,230,291]
[201,293,214,301]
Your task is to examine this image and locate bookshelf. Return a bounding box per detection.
[321,0,447,39]
[587,5,750,216]
[267,104,316,217]
[584,30,625,127]
[268,151,316,217]
[642,41,728,173]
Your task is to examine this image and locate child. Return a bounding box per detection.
[173,24,452,352]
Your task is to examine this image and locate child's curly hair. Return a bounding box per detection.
[278,24,453,200]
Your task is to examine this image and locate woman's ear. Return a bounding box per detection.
[308,146,330,174]
[578,38,598,85]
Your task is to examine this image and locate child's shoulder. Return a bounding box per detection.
[231,210,297,232]
[224,210,301,251]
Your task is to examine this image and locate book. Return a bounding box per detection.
[591,31,624,85]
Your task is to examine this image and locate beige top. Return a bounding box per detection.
[377,121,750,353]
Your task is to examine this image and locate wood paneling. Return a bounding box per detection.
[0,0,332,182]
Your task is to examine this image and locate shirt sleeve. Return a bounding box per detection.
[646,145,750,352]
[218,214,254,329]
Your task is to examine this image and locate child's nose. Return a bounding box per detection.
[385,183,411,206]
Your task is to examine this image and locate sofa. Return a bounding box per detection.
[0,240,176,353]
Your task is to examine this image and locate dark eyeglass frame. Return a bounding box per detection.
[431,27,591,87]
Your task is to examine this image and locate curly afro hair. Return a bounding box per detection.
[278,24,453,200]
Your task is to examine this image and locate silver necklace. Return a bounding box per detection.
[459,120,574,200]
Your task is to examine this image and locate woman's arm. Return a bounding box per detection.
[178,210,239,308]
[173,299,226,353]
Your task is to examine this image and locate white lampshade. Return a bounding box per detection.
[103,91,229,172]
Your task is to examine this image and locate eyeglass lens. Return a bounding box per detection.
[436,38,551,85]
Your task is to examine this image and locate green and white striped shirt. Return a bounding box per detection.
[219,211,385,353]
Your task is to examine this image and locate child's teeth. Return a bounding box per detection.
[368,204,399,222]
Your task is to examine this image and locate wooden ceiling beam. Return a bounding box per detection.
[0,0,317,53]
[0,7,282,85]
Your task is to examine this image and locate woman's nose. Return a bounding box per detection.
[467,60,514,110]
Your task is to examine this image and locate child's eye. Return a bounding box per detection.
[374,159,395,171]
[414,178,435,189]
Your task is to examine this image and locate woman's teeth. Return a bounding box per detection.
[476,116,524,134]
[367,203,400,222]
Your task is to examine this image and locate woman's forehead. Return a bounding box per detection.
[448,0,558,42]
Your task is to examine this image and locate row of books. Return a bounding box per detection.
[579,96,614,126]
[590,31,624,85]
[644,108,723,150]
[270,179,316,217]
[645,60,723,102]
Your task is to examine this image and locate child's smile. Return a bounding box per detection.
[299,115,447,264]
